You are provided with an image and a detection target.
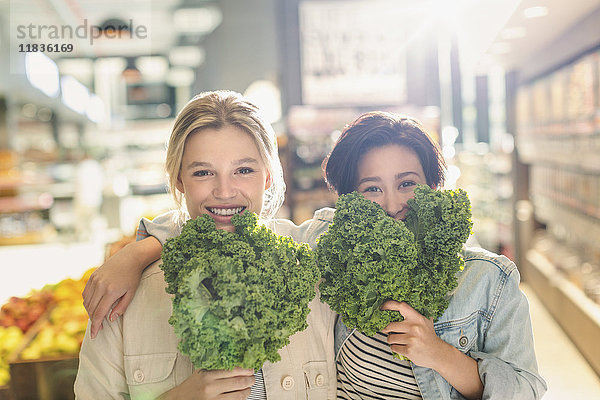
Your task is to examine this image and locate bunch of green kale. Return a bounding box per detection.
[161,212,318,370]
[317,185,472,336]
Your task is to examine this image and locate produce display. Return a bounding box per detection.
[0,327,23,386]
[0,290,54,333]
[161,212,319,370]
[0,267,95,386]
[316,185,472,336]
[19,276,90,360]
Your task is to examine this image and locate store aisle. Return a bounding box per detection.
[521,284,600,399]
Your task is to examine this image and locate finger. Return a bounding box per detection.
[381,301,419,319]
[82,278,96,314]
[380,299,403,311]
[203,367,255,380]
[90,296,118,339]
[90,321,103,340]
[85,280,106,321]
[389,343,408,357]
[109,291,135,321]
[380,321,405,334]
[220,374,255,392]
[219,388,252,400]
[386,332,408,345]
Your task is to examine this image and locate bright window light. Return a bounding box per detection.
[523,6,548,19]
[489,42,511,55]
[25,52,60,98]
[499,26,526,40]
[61,75,90,114]
[86,94,105,123]
[244,80,282,125]
[446,165,462,187]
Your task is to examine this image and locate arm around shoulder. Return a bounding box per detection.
[82,236,163,339]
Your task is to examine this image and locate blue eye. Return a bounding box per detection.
[237,167,254,174]
[193,170,211,177]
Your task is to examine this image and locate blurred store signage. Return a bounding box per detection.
[299,0,409,106]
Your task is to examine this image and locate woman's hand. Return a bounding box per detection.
[83,252,141,339]
[82,237,163,339]
[158,368,255,400]
[380,300,448,369]
[381,300,484,399]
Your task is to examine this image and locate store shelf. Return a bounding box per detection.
[514,42,600,382]
[524,249,600,377]
[516,134,600,173]
[532,196,600,249]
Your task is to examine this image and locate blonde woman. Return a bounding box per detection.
[75,91,336,400]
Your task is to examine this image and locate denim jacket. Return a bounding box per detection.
[137,208,547,400]
[334,246,547,400]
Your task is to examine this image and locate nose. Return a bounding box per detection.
[382,192,406,220]
[213,175,236,199]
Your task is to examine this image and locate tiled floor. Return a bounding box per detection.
[522,284,600,399]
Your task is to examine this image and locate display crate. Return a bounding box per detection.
[6,311,79,400]
[9,356,77,400]
[0,386,13,400]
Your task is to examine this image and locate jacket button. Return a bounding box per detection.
[315,374,325,387]
[133,369,145,383]
[281,375,295,390]
[459,335,468,347]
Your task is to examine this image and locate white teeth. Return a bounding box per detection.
[208,207,244,216]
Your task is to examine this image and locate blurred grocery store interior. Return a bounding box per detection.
[1,0,600,398]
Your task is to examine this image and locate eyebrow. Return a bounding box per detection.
[357,171,420,186]
[185,158,260,170]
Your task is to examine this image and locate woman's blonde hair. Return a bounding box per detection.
[165,90,285,219]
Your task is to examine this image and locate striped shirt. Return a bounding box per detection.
[249,368,267,400]
[337,331,422,400]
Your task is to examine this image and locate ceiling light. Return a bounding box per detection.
[173,5,223,35]
[523,6,548,19]
[25,52,60,98]
[499,26,526,40]
[86,95,106,123]
[58,59,94,87]
[95,57,127,75]
[489,42,511,55]
[136,56,169,81]
[169,46,206,68]
[243,80,282,124]
[166,67,195,87]
[61,76,90,114]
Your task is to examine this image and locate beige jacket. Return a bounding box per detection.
[75,211,337,399]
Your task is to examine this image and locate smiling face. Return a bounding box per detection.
[356,144,429,221]
[176,125,270,232]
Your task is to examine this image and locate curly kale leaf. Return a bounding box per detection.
[161,212,319,370]
[317,186,472,336]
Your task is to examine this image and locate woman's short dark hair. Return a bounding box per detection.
[322,111,446,195]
